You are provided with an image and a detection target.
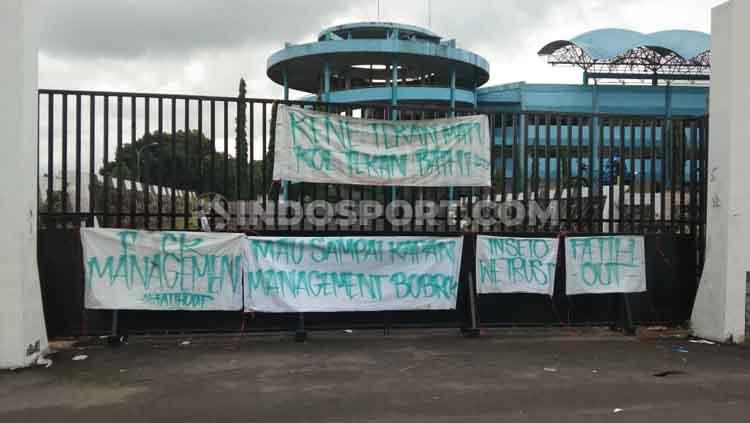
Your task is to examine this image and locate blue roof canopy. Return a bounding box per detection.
[539,28,710,61]
[647,30,711,60]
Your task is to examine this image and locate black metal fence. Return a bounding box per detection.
[36,88,708,336]
[38,89,708,238]
[38,229,698,337]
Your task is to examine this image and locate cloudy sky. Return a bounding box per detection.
[38,0,721,99]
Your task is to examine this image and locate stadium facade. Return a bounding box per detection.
[267,22,710,116]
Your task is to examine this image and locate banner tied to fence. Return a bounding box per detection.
[565,235,646,295]
[272,105,491,187]
[82,228,245,310]
[242,236,463,312]
[476,236,559,296]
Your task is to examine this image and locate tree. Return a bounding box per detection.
[236,78,249,199]
[100,130,233,196]
[99,128,272,200]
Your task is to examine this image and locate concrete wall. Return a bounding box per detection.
[0,0,48,369]
[691,0,748,343]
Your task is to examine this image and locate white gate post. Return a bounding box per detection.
[0,0,48,369]
[691,0,750,343]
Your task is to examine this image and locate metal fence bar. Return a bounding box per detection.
[144,98,151,229]
[210,100,216,196]
[699,117,709,265]
[47,94,53,215]
[555,116,562,230]
[198,100,203,197]
[511,113,518,207]
[183,98,190,229]
[608,119,615,232]
[639,119,646,232]
[618,118,625,233]
[101,96,108,227]
[499,113,507,206]
[116,96,123,228]
[36,89,707,242]
[88,95,96,226]
[61,95,68,215]
[628,119,635,232]
[564,118,572,229]
[209,100,215,228]
[544,114,551,225]
[262,102,268,230]
[588,114,596,233]
[157,97,164,230]
[248,100,255,203]
[596,116,605,233]
[674,119,681,231]
[688,121,698,235]
[522,113,530,231]
[75,94,82,215]
[223,101,229,225]
[170,98,177,230]
[679,119,687,231]
[660,118,668,232]
[650,120,657,231]
[129,96,137,229]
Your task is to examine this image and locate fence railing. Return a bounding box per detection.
[37,89,708,240]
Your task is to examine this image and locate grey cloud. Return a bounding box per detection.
[38,0,714,98]
[38,0,359,59]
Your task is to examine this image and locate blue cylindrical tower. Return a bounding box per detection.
[267,22,490,108]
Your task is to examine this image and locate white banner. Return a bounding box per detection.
[565,236,647,295]
[243,236,463,312]
[272,105,491,187]
[476,236,559,296]
[82,228,245,310]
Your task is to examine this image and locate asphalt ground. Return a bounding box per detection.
[1,328,749,422]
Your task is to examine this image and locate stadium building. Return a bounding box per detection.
[267,23,710,116]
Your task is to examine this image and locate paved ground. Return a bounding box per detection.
[1,329,749,422]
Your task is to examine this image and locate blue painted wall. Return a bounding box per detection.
[322,86,476,105]
[478,82,709,116]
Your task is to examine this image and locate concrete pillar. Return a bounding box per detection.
[449,66,456,116]
[448,66,457,202]
[390,59,398,201]
[691,0,749,343]
[591,83,600,190]
[391,58,398,108]
[665,82,673,119]
[472,76,478,109]
[282,67,289,101]
[0,0,48,369]
[323,62,331,103]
